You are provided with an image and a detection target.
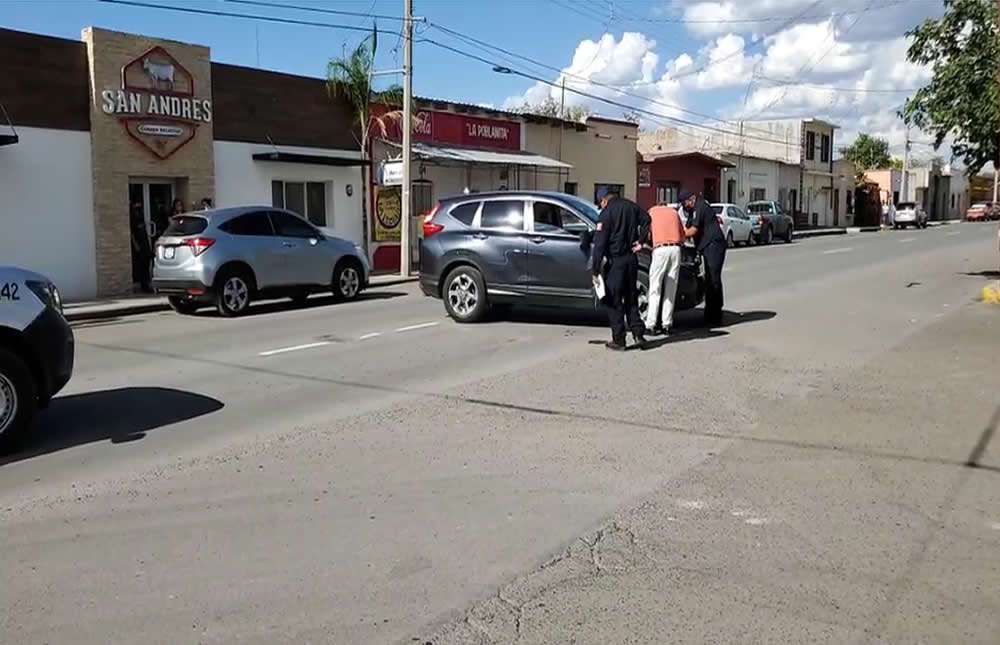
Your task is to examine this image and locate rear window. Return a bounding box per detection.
[897,202,916,209]
[710,205,724,215]
[746,203,771,214]
[163,215,208,236]
[448,202,479,226]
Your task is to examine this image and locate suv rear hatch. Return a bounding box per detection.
[156,215,212,266]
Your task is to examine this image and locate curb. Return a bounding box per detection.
[846,226,881,234]
[793,229,847,239]
[65,276,420,322]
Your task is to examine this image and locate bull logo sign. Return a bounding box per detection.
[100,46,212,159]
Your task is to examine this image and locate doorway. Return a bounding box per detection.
[128,179,176,292]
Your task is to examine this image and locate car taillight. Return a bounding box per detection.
[423,203,444,238]
[183,237,215,256]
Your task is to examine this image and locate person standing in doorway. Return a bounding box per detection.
[591,190,651,350]
[682,190,727,326]
[172,198,185,216]
[644,202,686,336]
[129,200,152,293]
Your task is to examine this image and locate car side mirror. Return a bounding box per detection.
[309,237,320,246]
[579,229,593,250]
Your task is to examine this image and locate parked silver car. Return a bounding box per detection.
[893,202,928,229]
[152,206,369,316]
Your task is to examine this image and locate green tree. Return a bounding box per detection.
[889,158,904,170]
[841,133,893,181]
[902,0,999,175]
[327,36,403,252]
[517,97,590,121]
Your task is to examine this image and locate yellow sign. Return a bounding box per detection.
[375,186,402,242]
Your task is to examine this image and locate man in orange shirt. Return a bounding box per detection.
[644,202,686,335]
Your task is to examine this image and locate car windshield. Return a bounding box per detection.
[163,215,208,236]
[746,203,772,213]
[897,202,916,210]
[559,194,601,222]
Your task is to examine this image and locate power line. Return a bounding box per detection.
[617,0,923,24]
[756,76,920,93]
[98,0,376,33]
[224,0,408,23]
[420,37,804,148]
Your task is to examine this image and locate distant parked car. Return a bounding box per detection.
[153,207,369,316]
[419,191,704,323]
[746,200,794,244]
[711,203,754,247]
[965,203,996,222]
[893,202,928,229]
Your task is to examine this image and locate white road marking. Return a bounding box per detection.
[258,341,331,357]
[822,247,853,255]
[395,321,440,333]
[745,518,768,526]
[946,231,961,236]
[359,332,382,340]
[677,499,706,510]
[899,237,917,243]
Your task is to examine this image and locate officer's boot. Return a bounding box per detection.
[605,334,627,351]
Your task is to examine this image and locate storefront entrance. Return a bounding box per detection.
[128,179,175,291]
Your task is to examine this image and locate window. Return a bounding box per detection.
[951,193,956,209]
[893,190,900,205]
[480,200,524,230]
[805,131,816,161]
[412,180,434,216]
[594,183,625,203]
[220,212,274,236]
[270,210,319,238]
[727,178,737,203]
[564,182,578,196]
[821,134,830,163]
[272,180,328,226]
[847,191,854,214]
[448,202,479,226]
[750,188,766,202]
[532,202,589,235]
[789,189,798,212]
[163,215,207,236]
[656,181,680,205]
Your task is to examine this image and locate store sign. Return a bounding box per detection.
[100,46,212,159]
[380,161,404,186]
[413,111,521,151]
[638,164,651,188]
[375,186,402,242]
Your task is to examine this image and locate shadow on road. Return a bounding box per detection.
[960,270,1000,279]
[192,290,409,318]
[0,387,224,466]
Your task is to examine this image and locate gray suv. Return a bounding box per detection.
[153,207,369,316]
[420,191,704,322]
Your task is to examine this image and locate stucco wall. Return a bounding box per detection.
[0,126,97,301]
[213,141,364,245]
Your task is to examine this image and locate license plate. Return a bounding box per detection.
[163,246,175,259]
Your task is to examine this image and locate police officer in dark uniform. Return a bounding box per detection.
[591,190,651,350]
[681,190,726,325]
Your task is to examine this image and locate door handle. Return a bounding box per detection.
[282,242,297,248]
[473,233,488,240]
[530,236,545,244]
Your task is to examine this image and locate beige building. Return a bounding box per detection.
[523,115,639,203]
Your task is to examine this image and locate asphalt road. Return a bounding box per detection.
[3,222,998,644]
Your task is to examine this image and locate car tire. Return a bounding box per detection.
[443,266,488,323]
[167,296,200,315]
[0,347,37,454]
[784,225,794,243]
[215,268,254,317]
[726,231,734,248]
[332,259,363,301]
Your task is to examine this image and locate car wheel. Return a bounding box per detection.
[637,269,650,320]
[762,226,773,245]
[0,347,37,454]
[167,296,200,315]
[726,231,734,248]
[443,266,488,323]
[215,268,254,317]
[332,260,363,301]
[784,225,794,243]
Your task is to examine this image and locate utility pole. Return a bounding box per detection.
[995,0,1000,206]
[901,125,911,203]
[400,0,413,277]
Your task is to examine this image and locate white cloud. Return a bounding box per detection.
[693,34,759,90]
[760,19,870,79]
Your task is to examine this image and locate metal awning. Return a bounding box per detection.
[408,142,572,169]
[0,124,18,147]
[252,150,368,166]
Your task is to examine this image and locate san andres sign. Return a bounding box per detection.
[100,46,212,159]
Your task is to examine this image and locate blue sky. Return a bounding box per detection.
[4,0,946,155]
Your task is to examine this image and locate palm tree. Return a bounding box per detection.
[328,36,403,255]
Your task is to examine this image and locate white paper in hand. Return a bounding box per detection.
[593,275,606,301]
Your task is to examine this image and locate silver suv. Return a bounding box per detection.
[152,207,370,316]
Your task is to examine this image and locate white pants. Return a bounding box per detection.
[645,245,681,330]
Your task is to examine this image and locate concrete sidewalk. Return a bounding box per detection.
[63,273,418,322]
[793,219,959,240]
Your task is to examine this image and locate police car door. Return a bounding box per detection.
[525,199,593,303]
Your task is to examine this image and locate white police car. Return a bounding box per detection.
[0,266,74,452]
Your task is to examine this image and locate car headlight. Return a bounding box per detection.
[26,280,63,313]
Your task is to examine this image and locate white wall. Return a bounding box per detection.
[214,141,364,245]
[0,126,96,301]
[720,156,780,207]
